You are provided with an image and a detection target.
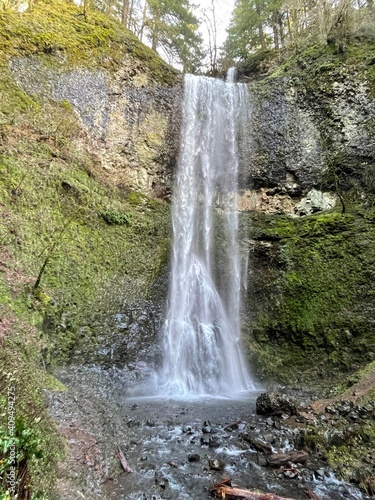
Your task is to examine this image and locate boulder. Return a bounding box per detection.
[256,393,298,417]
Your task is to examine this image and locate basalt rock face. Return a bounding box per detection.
[240,82,326,195]
[10,57,182,197]
[237,44,375,383]
[238,57,375,216]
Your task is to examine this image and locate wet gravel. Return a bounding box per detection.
[47,366,369,500]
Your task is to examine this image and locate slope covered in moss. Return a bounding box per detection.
[0,0,178,84]
[0,2,173,497]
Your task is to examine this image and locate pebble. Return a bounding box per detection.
[208,458,225,471]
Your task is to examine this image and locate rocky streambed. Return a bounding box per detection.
[47,366,373,500]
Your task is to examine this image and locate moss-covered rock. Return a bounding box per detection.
[239,39,375,203]
[0,0,178,84]
[241,204,375,385]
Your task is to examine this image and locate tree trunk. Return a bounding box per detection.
[121,0,129,25]
[139,1,147,40]
[152,27,158,51]
[255,1,266,50]
[211,479,297,500]
[272,23,279,49]
[286,11,293,41]
[279,14,285,46]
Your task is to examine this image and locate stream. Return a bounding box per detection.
[47,72,371,500]
[49,365,368,500]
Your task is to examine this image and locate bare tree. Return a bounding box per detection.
[200,0,218,74]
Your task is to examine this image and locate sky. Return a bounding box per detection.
[196,0,236,48]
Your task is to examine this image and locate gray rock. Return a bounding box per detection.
[256,393,298,417]
[208,459,225,471]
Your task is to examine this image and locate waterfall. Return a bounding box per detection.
[157,70,254,397]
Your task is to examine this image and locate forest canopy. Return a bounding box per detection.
[224,0,375,67]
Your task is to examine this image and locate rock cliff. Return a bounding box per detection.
[236,40,375,383]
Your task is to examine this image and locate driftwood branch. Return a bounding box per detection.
[267,450,308,467]
[303,487,322,500]
[241,433,273,454]
[116,447,132,473]
[210,479,296,499]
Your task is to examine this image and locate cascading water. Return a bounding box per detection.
[157,69,254,397]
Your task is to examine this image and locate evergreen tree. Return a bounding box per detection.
[145,0,203,71]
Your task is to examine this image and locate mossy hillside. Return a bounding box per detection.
[0,320,66,499]
[265,37,375,94]
[0,46,170,497]
[300,362,375,495]
[0,125,171,362]
[241,206,375,385]
[0,0,178,85]
[302,414,375,495]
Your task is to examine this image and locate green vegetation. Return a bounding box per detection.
[242,206,375,385]
[0,4,172,496]
[145,0,203,72]
[224,0,375,73]
[267,38,375,96]
[0,0,178,84]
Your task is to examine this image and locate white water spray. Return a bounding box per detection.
[157,70,254,396]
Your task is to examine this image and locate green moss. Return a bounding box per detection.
[243,207,375,384]
[0,72,39,120]
[0,34,172,495]
[335,361,375,401]
[323,422,375,494]
[99,208,132,225]
[0,0,178,85]
[0,318,66,497]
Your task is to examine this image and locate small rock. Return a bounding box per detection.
[284,468,299,479]
[183,425,193,434]
[315,468,326,481]
[200,435,210,446]
[202,420,212,434]
[325,405,337,415]
[256,454,268,467]
[209,459,225,471]
[241,433,272,454]
[328,430,346,447]
[349,412,359,421]
[209,436,220,448]
[127,419,140,428]
[154,471,168,489]
[188,453,200,462]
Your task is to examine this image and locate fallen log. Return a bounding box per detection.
[267,450,308,467]
[225,420,242,431]
[210,479,295,499]
[302,487,321,500]
[116,446,132,473]
[240,433,273,454]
